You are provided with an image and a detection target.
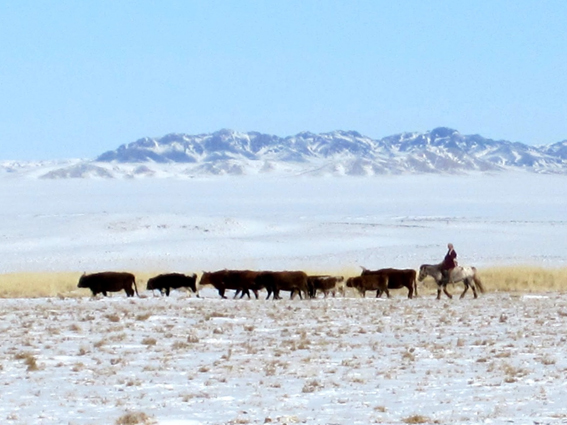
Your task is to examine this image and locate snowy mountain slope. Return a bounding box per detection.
[3,127,567,179]
[91,127,567,177]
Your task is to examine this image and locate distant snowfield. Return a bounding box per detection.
[1,172,566,273]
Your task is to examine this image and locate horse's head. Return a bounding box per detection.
[417,265,428,282]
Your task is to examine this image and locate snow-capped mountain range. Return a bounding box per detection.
[3,127,567,178]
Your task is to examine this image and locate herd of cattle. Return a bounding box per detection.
[77,267,419,300]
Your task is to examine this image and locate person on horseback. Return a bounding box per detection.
[440,243,457,284]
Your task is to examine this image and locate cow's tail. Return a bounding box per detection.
[132,276,140,297]
[413,272,418,298]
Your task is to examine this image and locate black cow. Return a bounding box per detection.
[255,271,309,300]
[200,270,262,299]
[346,274,389,298]
[147,273,198,296]
[78,272,138,297]
[361,267,417,298]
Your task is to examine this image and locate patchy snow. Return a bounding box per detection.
[2,293,567,424]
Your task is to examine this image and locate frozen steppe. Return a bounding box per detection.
[1,172,567,424]
[2,293,567,425]
[1,172,566,273]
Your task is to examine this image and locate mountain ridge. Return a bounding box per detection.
[3,127,567,178]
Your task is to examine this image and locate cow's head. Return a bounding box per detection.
[146,277,156,290]
[77,272,88,288]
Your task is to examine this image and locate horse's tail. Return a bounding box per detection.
[472,268,485,294]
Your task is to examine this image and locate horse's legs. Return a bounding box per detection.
[442,284,453,299]
[470,278,478,299]
[460,281,469,299]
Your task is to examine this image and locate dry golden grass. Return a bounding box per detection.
[479,266,567,293]
[0,270,191,298]
[0,272,81,298]
[1,266,567,298]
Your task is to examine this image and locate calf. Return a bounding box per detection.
[307,275,345,298]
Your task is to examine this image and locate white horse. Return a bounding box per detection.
[418,263,485,300]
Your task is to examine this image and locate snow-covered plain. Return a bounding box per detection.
[3,293,567,425]
[1,172,567,425]
[1,172,567,273]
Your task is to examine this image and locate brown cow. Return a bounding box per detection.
[346,274,389,298]
[200,270,262,299]
[361,267,417,298]
[147,273,198,297]
[307,275,345,298]
[78,272,138,297]
[255,271,309,300]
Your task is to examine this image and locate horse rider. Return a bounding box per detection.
[440,243,457,284]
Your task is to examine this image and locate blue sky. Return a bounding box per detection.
[1,0,566,160]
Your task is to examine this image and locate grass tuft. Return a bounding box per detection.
[115,411,156,425]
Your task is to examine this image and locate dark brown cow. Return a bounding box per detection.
[307,275,345,298]
[346,274,389,298]
[147,273,198,296]
[255,271,309,300]
[199,270,262,299]
[78,272,138,297]
[361,267,417,299]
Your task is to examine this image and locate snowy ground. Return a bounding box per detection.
[1,172,567,274]
[2,172,567,425]
[2,291,567,425]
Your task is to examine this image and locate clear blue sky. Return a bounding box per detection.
[1,0,566,160]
